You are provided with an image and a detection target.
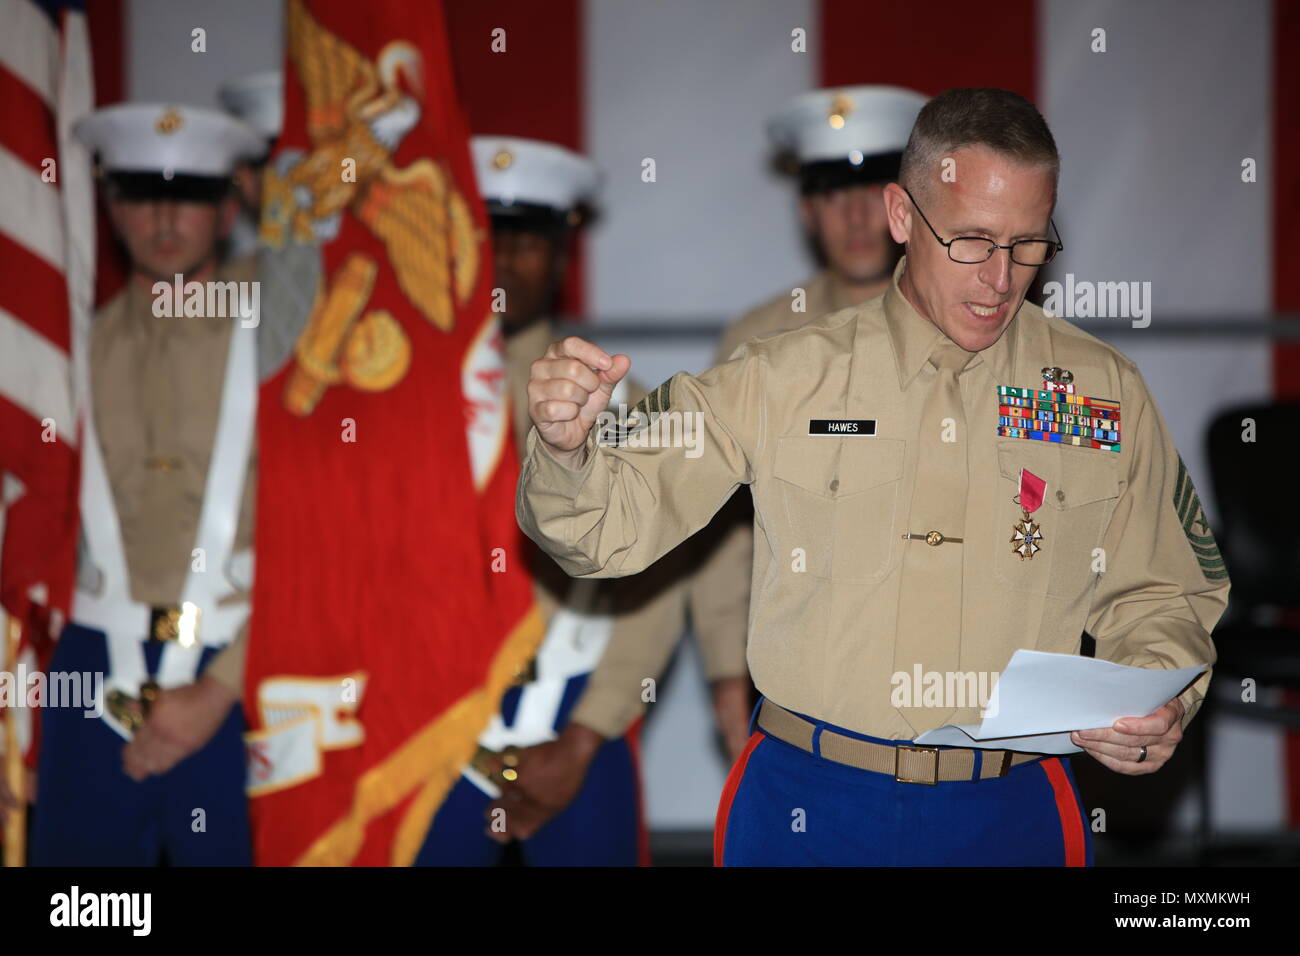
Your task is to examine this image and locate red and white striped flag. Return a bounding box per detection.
[0,0,96,858]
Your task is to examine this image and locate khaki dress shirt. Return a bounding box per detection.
[689,269,867,682]
[517,257,1226,740]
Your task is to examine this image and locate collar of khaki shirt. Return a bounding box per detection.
[881,255,1020,388]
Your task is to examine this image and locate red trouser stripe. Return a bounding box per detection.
[623,716,651,866]
[1040,757,1088,866]
[713,731,765,867]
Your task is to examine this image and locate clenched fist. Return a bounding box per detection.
[527,336,631,466]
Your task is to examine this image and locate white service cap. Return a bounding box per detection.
[471,136,600,216]
[219,70,284,141]
[767,85,928,164]
[73,103,265,178]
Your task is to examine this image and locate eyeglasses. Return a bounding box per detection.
[902,185,1063,266]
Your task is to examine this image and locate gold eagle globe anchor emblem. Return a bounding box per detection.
[265,0,482,416]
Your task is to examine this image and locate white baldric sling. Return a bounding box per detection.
[74,321,257,740]
[465,596,613,798]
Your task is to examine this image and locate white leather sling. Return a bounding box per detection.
[75,319,257,741]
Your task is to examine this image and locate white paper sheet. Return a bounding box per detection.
[912,649,1207,754]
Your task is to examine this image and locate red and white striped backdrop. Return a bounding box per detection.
[0,0,97,781]
[77,0,1300,835]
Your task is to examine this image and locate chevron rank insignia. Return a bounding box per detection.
[1173,455,1227,581]
[597,377,673,447]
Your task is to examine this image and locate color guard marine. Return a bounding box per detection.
[417,136,735,865]
[32,104,265,865]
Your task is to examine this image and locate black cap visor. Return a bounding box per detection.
[486,199,572,236]
[104,170,233,203]
[799,151,903,195]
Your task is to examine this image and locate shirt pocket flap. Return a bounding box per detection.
[774,435,905,498]
[836,437,906,496]
[997,440,1120,510]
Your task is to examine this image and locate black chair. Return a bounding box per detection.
[1197,401,1300,863]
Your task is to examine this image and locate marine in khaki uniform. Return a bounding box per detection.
[417,137,704,865]
[517,89,1226,866]
[218,70,283,259]
[716,86,929,360]
[690,86,928,742]
[31,104,264,865]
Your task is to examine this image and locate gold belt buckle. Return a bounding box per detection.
[895,745,941,785]
[150,605,182,641]
[150,603,201,645]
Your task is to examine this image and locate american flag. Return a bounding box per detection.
[0,0,95,860]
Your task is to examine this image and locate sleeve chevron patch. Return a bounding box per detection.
[599,377,673,447]
[1173,456,1228,581]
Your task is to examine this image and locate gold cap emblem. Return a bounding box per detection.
[155,107,184,135]
[492,149,513,170]
[827,92,854,130]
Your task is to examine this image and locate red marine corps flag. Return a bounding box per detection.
[244,0,542,865]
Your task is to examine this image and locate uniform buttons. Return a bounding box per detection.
[829,478,839,492]
[145,455,184,472]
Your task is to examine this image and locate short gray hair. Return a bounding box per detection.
[899,88,1059,200]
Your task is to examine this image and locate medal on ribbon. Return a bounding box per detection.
[1010,468,1046,560]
